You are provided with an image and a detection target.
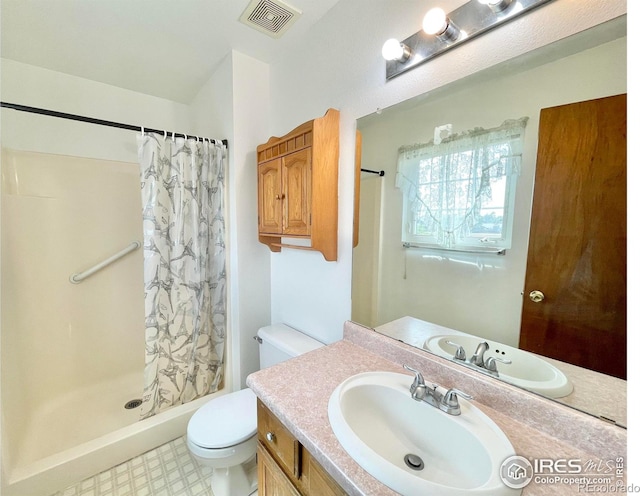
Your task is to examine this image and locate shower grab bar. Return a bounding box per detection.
[69,241,141,284]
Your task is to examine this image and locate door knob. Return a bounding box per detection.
[529,290,545,303]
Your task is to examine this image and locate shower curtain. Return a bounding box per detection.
[137,133,226,419]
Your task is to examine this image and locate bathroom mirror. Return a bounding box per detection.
[352,17,627,427]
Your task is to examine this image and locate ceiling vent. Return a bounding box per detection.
[240,0,302,39]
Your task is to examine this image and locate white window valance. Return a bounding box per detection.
[395,117,528,251]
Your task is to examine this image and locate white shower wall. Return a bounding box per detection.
[1,148,145,466]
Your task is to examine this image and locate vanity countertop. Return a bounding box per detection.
[246,321,627,496]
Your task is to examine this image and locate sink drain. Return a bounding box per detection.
[124,399,142,410]
[404,453,425,471]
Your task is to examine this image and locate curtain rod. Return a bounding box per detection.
[0,102,228,148]
[361,168,385,176]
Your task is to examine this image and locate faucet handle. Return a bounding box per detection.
[441,388,473,416]
[484,356,512,372]
[445,340,466,360]
[402,364,428,400]
[403,364,424,384]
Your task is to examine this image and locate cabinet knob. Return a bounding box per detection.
[266,431,275,442]
[275,194,281,200]
[529,290,545,303]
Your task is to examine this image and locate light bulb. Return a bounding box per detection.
[382,39,403,61]
[381,38,411,62]
[423,7,460,42]
[422,8,448,36]
[477,0,513,12]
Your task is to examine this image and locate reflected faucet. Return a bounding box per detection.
[444,340,512,377]
[469,341,490,367]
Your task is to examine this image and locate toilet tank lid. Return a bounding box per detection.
[258,323,324,357]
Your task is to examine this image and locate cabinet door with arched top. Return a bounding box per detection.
[282,148,312,236]
[258,158,283,235]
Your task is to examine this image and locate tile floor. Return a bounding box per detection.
[50,436,257,496]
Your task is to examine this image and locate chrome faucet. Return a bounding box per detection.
[469,341,490,366]
[402,364,472,416]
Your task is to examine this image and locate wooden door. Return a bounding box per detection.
[519,94,626,379]
[258,158,283,235]
[282,148,312,236]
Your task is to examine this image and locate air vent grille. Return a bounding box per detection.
[240,0,302,38]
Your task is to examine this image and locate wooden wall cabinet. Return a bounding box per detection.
[257,400,346,496]
[257,109,340,261]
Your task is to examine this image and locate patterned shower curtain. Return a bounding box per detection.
[137,133,226,419]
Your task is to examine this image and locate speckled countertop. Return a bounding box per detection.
[247,321,627,496]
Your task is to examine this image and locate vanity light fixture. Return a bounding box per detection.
[383,0,555,80]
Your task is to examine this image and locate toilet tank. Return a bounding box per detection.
[257,324,324,369]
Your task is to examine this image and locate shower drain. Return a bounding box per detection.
[124,399,143,410]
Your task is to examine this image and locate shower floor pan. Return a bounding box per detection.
[4,372,222,496]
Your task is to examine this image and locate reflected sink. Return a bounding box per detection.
[424,334,573,398]
[328,371,520,496]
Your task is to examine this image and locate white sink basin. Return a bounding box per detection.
[424,334,573,398]
[328,371,520,496]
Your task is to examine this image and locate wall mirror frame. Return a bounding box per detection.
[352,15,627,427]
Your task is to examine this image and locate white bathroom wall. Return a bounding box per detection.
[228,52,272,388]
[351,177,381,326]
[190,50,270,390]
[191,51,272,388]
[264,0,627,344]
[0,59,192,163]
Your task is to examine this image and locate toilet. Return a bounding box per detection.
[186,324,324,496]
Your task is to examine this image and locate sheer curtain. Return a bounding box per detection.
[137,133,227,419]
[395,118,528,250]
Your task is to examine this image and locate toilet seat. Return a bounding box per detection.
[187,388,257,449]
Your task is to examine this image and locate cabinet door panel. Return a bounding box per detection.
[300,446,348,496]
[258,442,303,496]
[258,159,282,234]
[282,148,311,236]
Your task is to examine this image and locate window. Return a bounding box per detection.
[395,118,528,252]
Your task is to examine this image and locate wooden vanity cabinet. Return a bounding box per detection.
[257,109,339,262]
[257,399,347,496]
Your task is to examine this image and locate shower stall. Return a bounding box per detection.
[0,110,229,496]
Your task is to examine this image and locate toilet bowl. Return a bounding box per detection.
[187,388,258,496]
[186,323,325,496]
